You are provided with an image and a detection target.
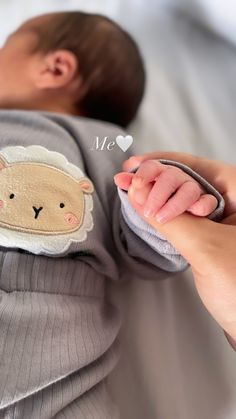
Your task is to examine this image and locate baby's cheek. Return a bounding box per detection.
[64,212,79,225]
[0,200,4,209]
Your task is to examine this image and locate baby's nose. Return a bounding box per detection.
[33,206,43,219]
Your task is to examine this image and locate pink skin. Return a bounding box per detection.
[0,200,4,209]
[114,159,218,224]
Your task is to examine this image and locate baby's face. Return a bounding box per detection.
[0,15,49,110]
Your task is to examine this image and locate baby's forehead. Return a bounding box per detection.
[17,13,55,33]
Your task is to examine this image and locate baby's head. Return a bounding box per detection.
[0,11,145,127]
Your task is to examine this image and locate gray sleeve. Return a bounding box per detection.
[116,159,225,273]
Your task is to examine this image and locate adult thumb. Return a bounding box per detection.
[128,185,217,268]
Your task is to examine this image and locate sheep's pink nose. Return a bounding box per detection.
[65,212,79,225]
[0,200,4,209]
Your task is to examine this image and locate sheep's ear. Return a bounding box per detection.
[78,177,94,194]
[0,156,7,171]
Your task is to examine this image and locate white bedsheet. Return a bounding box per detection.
[1,2,236,418]
[107,8,236,419]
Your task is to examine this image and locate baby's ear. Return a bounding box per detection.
[78,177,94,194]
[0,156,7,170]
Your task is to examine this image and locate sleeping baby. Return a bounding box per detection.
[0,11,224,419]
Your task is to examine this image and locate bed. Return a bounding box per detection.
[1,1,236,418]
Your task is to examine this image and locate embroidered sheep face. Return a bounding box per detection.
[0,158,94,235]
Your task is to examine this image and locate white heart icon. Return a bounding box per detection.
[116,135,133,152]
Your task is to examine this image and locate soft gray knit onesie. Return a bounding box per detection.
[0,110,224,419]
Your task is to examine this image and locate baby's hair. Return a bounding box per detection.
[30,11,145,127]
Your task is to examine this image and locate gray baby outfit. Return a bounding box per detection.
[0,110,224,419]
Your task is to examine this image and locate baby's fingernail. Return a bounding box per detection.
[144,208,155,218]
[155,214,167,223]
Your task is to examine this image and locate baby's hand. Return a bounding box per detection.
[114,160,218,223]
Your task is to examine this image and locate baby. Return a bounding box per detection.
[0,11,224,419]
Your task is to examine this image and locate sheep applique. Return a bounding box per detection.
[0,145,94,256]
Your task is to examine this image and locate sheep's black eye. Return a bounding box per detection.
[60,203,65,208]
[9,193,14,199]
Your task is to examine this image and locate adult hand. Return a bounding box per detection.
[123,151,236,345]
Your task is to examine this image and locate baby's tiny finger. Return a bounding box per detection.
[132,182,153,205]
[114,172,133,190]
[187,194,218,216]
[155,181,201,223]
[143,168,186,217]
[132,160,166,188]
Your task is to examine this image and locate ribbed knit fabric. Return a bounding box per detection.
[0,110,224,418]
[0,110,126,419]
